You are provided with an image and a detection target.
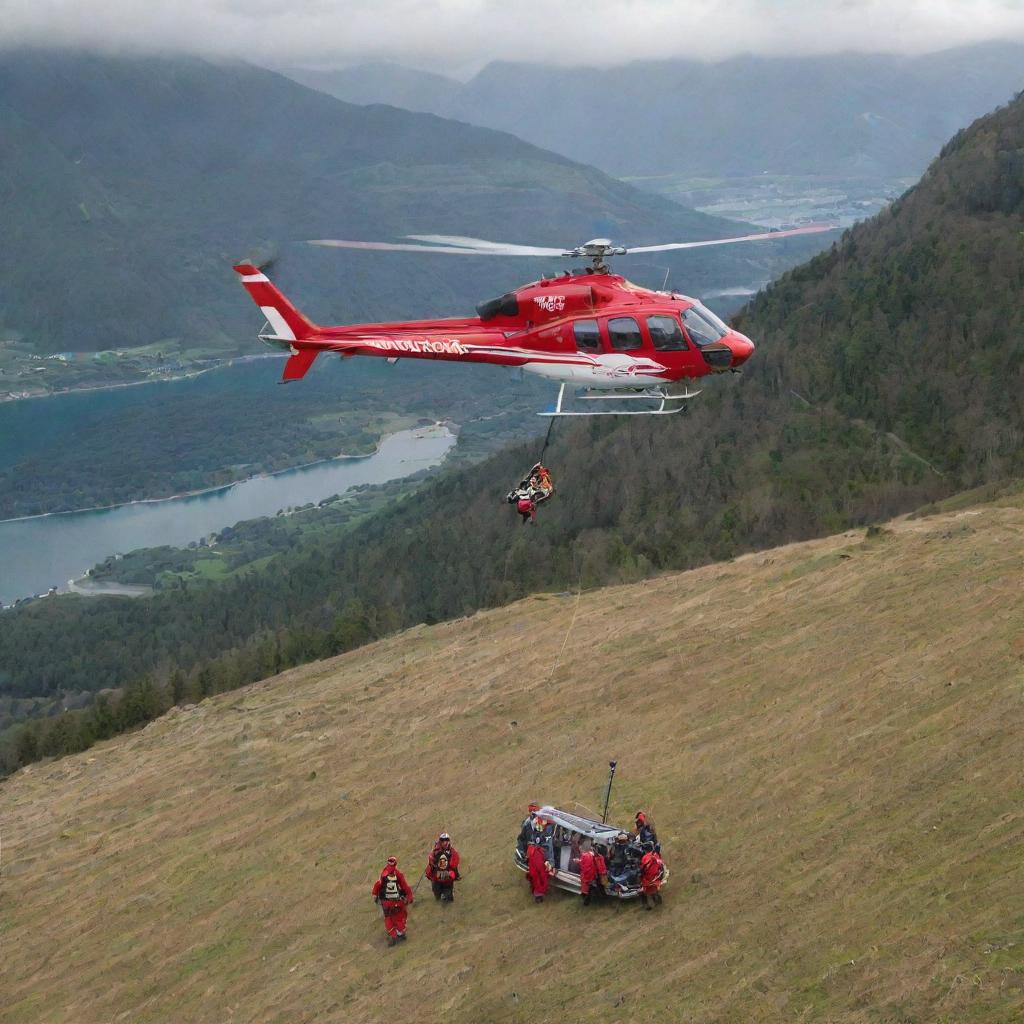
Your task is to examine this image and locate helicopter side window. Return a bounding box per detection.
[681,307,727,347]
[573,319,601,352]
[647,315,689,351]
[608,317,643,351]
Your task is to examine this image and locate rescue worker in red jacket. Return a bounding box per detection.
[531,463,554,498]
[426,832,461,903]
[526,841,553,903]
[639,847,665,909]
[578,843,608,906]
[516,490,536,524]
[372,856,414,945]
[634,810,658,847]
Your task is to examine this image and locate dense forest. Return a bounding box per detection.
[2,90,1022,774]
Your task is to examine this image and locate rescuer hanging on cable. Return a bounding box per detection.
[506,463,554,524]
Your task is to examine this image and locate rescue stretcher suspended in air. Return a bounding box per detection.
[233,226,832,417]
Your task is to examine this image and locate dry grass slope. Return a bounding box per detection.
[2,495,1023,1024]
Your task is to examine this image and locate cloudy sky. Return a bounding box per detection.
[3,0,1024,73]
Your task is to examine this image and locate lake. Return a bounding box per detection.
[0,424,454,606]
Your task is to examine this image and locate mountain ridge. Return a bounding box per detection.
[288,42,1024,178]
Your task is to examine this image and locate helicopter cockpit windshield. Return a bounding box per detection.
[681,305,728,347]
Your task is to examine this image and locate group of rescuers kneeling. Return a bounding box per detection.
[371,808,666,946]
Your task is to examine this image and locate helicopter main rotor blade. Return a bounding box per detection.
[626,223,836,254]
[309,239,486,255]
[406,235,565,256]
[308,237,563,256]
[309,223,836,258]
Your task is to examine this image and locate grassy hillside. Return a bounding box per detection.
[2,493,1022,1023]
[0,50,821,354]
[291,43,1024,178]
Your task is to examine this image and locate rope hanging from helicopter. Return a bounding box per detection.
[538,415,556,462]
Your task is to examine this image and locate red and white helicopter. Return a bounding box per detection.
[234,225,831,416]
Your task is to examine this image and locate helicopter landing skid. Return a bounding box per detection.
[539,382,701,417]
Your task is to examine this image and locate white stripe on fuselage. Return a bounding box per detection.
[519,353,669,386]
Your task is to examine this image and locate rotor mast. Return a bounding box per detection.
[562,238,627,274]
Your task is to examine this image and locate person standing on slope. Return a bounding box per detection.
[526,841,553,903]
[426,832,461,903]
[578,843,608,906]
[634,810,658,848]
[639,846,665,910]
[517,803,540,858]
[372,856,414,945]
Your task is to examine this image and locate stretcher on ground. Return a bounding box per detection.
[514,804,668,900]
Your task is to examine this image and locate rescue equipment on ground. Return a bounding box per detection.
[514,805,667,900]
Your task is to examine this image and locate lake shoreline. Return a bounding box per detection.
[0,424,457,607]
[0,422,455,525]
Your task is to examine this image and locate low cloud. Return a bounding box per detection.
[2,0,1024,72]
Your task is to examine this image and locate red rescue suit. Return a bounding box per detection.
[517,496,536,522]
[526,842,552,899]
[578,849,607,897]
[426,842,461,900]
[372,863,413,939]
[640,850,664,896]
[426,842,461,881]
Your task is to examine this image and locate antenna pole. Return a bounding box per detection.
[601,760,617,824]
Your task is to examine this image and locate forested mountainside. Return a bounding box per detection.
[0,50,811,353]
[2,92,1022,767]
[288,42,1024,177]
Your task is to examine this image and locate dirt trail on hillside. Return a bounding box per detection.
[2,499,1023,1023]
